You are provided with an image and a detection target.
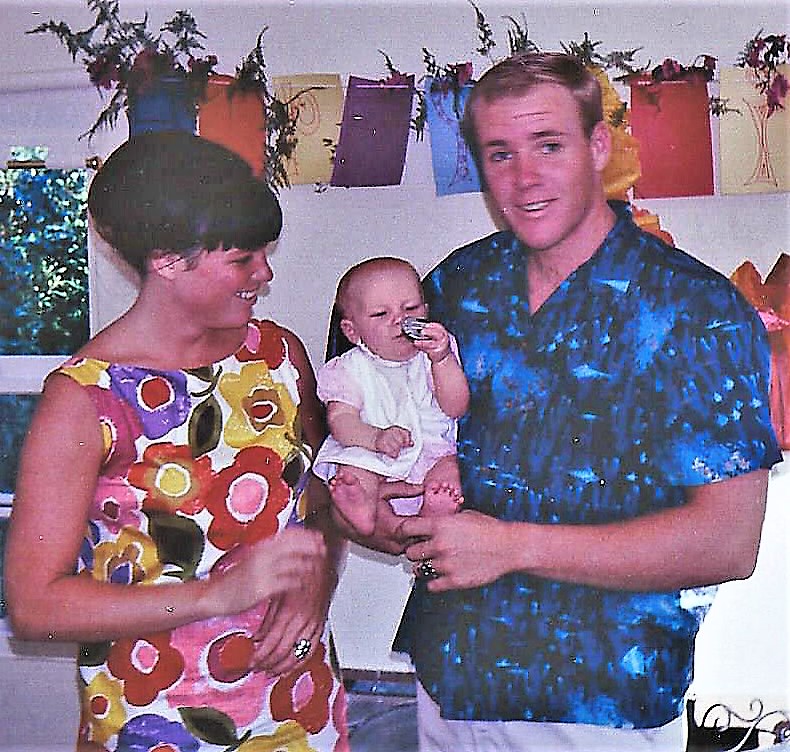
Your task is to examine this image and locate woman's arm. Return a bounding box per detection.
[5,374,325,643]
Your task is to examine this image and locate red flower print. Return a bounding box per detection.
[238,320,287,369]
[270,643,334,734]
[128,443,213,515]
[108,632,184,706]
[205,445,290,550]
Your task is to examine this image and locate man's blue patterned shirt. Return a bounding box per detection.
[396,202,782,728]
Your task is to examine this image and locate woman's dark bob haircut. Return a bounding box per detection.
[88,132,283,276]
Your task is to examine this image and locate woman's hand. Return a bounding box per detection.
[248,535,335,675]
[204,528,327,618]
[249,587,327,676]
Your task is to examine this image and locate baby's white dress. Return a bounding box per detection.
[312,343,458,514]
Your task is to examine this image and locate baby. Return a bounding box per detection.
[313,257,470,536]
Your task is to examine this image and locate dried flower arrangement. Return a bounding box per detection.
[737,30,789,116]
[27,1,300,190]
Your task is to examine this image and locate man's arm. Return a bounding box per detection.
[399,469,770,592]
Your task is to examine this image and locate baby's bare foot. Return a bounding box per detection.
[328,469,377,536]
[422,482,464,517]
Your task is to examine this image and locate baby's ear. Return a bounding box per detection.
[339,318,359,344]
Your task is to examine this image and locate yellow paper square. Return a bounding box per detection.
[272,73,343,185]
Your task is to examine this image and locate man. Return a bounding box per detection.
[329,52,782,751]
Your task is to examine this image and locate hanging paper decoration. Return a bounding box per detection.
[629,76,714,199]
[424,76,481,196]
[631,205,675,246]
[719,65,789,195]
[730,254,790,449]
[198,74,265,176]
[272,73,343,185]
[590,67,641,200]
[330,74,414,187]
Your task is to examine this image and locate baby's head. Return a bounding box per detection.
[336,257,427,362]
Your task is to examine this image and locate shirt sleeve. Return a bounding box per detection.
[649,283,782,486]
[315,355,364,410]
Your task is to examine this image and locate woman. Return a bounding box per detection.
[5,132,348,751]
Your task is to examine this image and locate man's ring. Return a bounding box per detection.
[293,638,311,660]
[417,558,439,580]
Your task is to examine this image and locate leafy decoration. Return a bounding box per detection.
[27,1,217,140]
[230,28,303,191]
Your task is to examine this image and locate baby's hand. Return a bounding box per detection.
[413,322,452,363]
[375,425,413,458]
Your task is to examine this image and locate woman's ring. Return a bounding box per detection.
[293,638,311,660]
[417,558,439,580]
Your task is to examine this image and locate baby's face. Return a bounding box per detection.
[343,265,427,361]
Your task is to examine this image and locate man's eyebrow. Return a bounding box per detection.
[531,128,565,139]
[481,128,566,148]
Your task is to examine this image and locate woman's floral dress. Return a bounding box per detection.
[53,320,348,752]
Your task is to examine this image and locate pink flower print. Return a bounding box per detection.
[168,612,274,727]
[94,389,144,474]
[92,477,143,534]
[109,365,190,440]
[270,643,334,734]
[205,445,290,550]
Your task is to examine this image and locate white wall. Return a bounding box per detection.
[1,0,788,742]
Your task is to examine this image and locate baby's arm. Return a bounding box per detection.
[326,401,412,459]
[414,324,470,418]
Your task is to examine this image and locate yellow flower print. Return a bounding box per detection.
[92,527,163,585]
[220,362,299,457]
[83,671,127,744]
[60,357,111,388]
[236,720,317,752]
